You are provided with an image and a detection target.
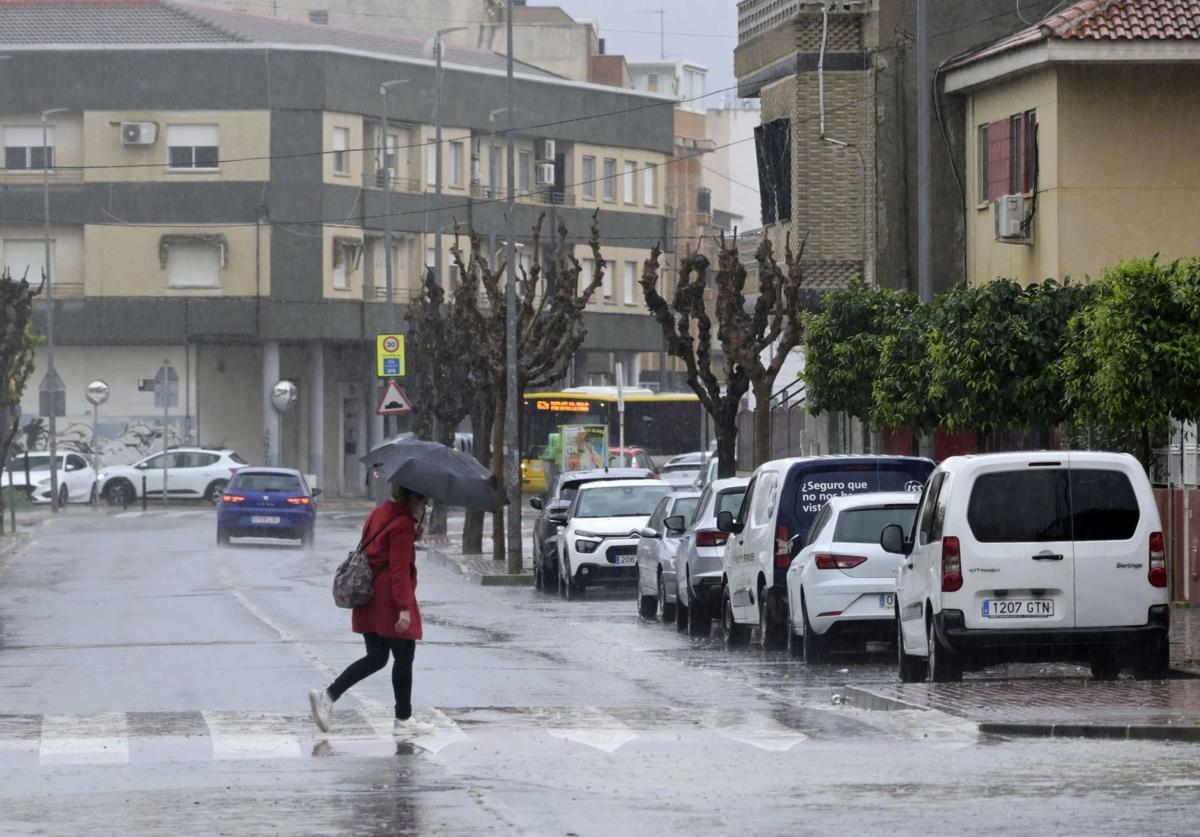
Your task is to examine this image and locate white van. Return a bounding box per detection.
[717,456,933,649]
[883,452,1170,682]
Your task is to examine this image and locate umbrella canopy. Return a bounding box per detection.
[361,438,498,511]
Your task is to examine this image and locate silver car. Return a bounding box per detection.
[635,491,702,622]
[675,478,750,636]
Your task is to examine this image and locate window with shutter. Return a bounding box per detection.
[4,126,55,171]
[166,124,219,170]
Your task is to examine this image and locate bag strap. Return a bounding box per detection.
[358,515,405,554]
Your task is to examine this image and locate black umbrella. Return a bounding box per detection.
[361,438,499,511]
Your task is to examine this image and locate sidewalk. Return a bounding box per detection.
[419,511,536,587]
[845,606,1200,742]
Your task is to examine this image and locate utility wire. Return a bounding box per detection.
[29,1,1049,173]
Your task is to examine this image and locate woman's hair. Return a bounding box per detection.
[389,484,427,505]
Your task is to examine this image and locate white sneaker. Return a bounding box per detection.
[308,689,334,732]
[392,716,436,738]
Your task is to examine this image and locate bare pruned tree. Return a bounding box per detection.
[641,232,807,477]
[451,211,606,568]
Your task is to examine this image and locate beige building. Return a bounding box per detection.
[944,0,1200,286]
[1,1,674,495]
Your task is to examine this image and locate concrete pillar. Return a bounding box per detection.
[262,340,281,466]
[308,342,325,489]
[626,352,641,387]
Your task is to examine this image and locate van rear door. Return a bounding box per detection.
[958,462,1076,631]
[1069,457,1158,628]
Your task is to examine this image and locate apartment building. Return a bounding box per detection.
[0,1,675,496]
[734,0,1043,294]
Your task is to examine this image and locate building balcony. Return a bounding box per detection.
[363,171,422,194]
[363,284,417,304]
[0,167,86,185]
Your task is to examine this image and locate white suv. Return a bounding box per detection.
[98,447,247,505]
[884,451,1170,683]
[557,479,673,599]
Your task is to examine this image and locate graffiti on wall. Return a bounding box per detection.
[15,415,191,465]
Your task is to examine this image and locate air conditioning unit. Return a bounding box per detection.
[535,138,556,161]
[535,162,556,186]
[994,194,1028,241]
[120,122,158,146]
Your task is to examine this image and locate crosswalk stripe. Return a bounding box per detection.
[39,713,130,766]
[1,706,817,765]
[541,707,639,753]
[202,711,302,761]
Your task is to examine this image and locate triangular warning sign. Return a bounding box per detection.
[376,381,413,416]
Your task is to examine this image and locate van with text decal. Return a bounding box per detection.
[717,456,933,649]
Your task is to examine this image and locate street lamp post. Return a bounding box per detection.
[432,26,467,294]
[379,79,408,439]
[504,0,521,573]
[42,107,67,513]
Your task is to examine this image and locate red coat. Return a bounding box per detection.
[351,501,422,641]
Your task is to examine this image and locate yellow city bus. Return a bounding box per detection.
[521,387,703,493]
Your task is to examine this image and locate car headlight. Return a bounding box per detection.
[97,472,108,481]
[575,539,601,554]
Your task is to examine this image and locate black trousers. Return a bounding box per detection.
[328,632,416,720]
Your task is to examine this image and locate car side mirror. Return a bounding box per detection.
[135,462,148,470]
[548,512,568,526]
[880,523,911,556]
[530,496,544,510]
[637,527,658,539]
[311,488,322,497]
[716,510,741,534]
[664,515,685,535]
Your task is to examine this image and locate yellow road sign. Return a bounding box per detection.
[376,333,406,377]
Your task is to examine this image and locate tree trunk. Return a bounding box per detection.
[427,422,454,537]
[752,379,772,468]
[462,401,491,555]
[491,387,507,564]
[0,405,12,536]
[715,405,738,479]
[1141,426,1152,476]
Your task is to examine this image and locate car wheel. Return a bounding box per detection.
[802,597,830,663]
[675,589,690,632]
[788,605,805,660]
[1132,636,1170,681]
[658,575,676,623]
[897,608,927,682]
[204,480,228,505]
[759,586,788,651]
[721,586,750,648]
[687,592,711,637]
[58,485,69,507]
[543,556,559,596]
[105,480,134,507]
[533,561,544,592]
[927,616,962,683]
[216,525,230,547]
[638,587,658,619]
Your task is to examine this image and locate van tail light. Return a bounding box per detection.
[775,525,791,569]
[286,497,311,506]
[1149,531,1167,588]
[221,494,246,503]
[695,530,728,548]
[941,535,963,593]
[814,553,867,570]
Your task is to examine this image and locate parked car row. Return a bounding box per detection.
[534,450,1173,683]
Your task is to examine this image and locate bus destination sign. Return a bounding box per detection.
[534,399,591,413]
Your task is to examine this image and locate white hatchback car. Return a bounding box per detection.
[98,447,247,505]
[884,451,1170,683]
[785,492,920,661]
[557,479,674,599]
[4,451,96,505]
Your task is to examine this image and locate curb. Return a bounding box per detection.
[978,721,1200,743]
[420,545,533,587]
[840,686,930,713]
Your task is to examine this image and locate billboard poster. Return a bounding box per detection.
[561,424,608,471]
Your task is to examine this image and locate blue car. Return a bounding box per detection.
[216,467,320,547]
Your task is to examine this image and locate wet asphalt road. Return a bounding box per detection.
[2,508,1200,836]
